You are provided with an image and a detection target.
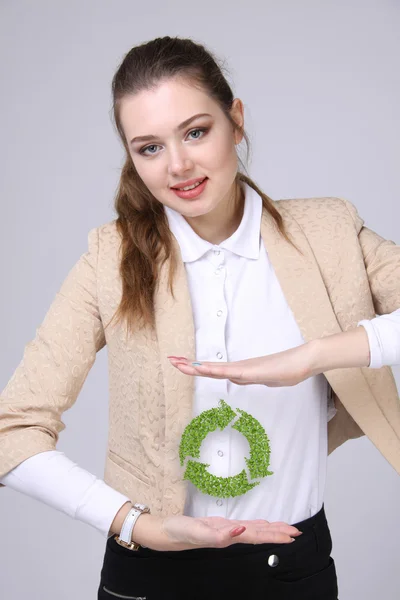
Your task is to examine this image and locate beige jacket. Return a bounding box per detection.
[1,196,399,517]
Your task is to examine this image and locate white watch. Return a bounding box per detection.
[114,502,151,551]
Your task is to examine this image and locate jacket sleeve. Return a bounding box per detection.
[0,227,106,484]
[341,198,400,316]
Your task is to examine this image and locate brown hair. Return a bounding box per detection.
[108,36,301,334]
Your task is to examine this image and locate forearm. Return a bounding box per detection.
[0,450,133,538]
[308,325,371,375]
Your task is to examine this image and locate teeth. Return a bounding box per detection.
[177,179,205,191]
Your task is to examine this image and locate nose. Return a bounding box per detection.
[167,147,194,177]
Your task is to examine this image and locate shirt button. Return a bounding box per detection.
[216,352,223,359]
[217,450,224,457]
[214,250,221,256]
[217,310,223,317]
[216,499,223,506]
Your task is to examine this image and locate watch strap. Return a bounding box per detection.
[115,502,150,551]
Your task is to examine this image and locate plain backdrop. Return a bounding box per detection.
[1,1,399,598]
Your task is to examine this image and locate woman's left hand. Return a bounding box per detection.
[168,327,370,386]
[168,342,318,387]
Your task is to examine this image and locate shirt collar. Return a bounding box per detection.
[164,181,262,263]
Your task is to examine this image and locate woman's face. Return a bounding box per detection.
[119,78,244,218]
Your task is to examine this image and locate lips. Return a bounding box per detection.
[171,177,207,190]
[171,176,209,200]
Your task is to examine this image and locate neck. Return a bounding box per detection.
[185,181,245,245]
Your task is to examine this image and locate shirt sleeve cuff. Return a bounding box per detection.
[75,479,132,538]
[357,320,383,369]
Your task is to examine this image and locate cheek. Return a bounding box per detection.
[208,132,237,170]
[132,159,162,188]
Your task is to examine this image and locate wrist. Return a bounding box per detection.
[109,501,133,537]
[303,339,323,378]
[306,339,321,376]
[129,511,154,545]
[113,503,153,550]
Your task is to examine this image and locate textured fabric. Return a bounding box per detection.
[97,504,338,600]
[1,188,400,520]
[165,183,331,525]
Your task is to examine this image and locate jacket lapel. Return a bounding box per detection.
[260,206,342,342]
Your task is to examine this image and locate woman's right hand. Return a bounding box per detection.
[131,512,303,551]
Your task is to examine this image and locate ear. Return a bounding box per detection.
[230,98,245,145]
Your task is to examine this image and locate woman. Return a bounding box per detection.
[1,36,399,600]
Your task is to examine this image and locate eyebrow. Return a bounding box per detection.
[129,113,213,145]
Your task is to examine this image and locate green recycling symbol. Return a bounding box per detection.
[179,399,273,498]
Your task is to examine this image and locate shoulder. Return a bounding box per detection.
[96,219,121,243]
[87,219,121,246]
[273,196,364,234]
[85,220,121,267]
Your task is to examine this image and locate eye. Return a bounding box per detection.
[187,127,208,140]
[138,127,209,157]
[139,144,159,156]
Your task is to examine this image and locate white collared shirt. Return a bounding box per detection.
[2,184,400,536]
[165,183,331,523]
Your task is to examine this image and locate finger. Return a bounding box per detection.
[170,362,224,378]
[188,363,245,381]
[169,357,246,372]
[191,365,235,379]
[170,362,201,376]
[189,360,245,369]
[232,519,271,526]
[237,519,270,524]
[204,516,301,537]
[204,516,276,527]
[214,520,299,539]
[185,518,233,547]
[265,524,302,536]
[215,525,289,546]
[229,521,302,538]
[168,358,254,384]
[229,378,252,386]
[229,527,296,545]
[202,523,299,548]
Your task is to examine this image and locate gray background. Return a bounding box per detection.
[1,1,399,598]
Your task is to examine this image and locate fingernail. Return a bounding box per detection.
[230,526,245,535]
[192,362,202,366]
[290,537,296,542]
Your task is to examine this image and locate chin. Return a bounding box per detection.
[178,200,217,218]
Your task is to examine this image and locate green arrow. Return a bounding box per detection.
[179,399,273,498]
[233,408,273,479]
[183,460,259,497]
[179,399,236,466]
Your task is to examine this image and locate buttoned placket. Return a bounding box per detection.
[205,246,231,516]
